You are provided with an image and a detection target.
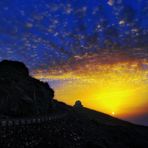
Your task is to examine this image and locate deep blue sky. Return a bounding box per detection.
[0,0,147,70]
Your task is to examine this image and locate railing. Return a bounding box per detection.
[0,113,67,127]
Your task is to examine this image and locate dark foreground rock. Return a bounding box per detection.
[0,109,148,148]
[0,60,148,148]
[0,60,54,117]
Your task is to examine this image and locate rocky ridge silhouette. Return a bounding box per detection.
[0,60,54,117]
[0,60,148,148]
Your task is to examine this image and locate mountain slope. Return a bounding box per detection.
[0,60,148,148]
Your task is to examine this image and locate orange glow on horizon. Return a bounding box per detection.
[33,60,148,118]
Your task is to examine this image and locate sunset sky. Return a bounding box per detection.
[0,0,147,125]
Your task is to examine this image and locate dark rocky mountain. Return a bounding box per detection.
[0,60,54,117]
[0,60,148,148]
[39,101,148,148]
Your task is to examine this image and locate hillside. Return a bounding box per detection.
[0,60,148,148]
[0,60,54,117]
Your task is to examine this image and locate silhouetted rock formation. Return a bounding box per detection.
[0,60,148,148]
[0,60,54,117]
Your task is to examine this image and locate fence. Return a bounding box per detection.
[0,113,67,127]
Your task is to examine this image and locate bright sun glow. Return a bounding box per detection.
[34,60,148,118]
[112,112,115,115]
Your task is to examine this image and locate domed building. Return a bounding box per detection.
[73,100,83,109]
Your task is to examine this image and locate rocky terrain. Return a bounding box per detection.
[0,60,148,148]
[0,60,54,117]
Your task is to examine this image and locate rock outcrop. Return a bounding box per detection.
[0,60,54,117]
